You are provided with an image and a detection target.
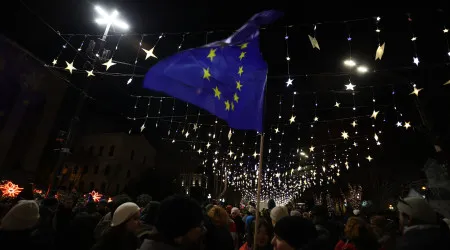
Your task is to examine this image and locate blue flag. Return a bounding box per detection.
[143,10,283,131]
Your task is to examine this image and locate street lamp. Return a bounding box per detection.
[94,5,129,41]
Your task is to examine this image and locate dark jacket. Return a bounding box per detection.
[396,224,450,250]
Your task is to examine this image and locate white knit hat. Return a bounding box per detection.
[397,197,436,224]
[111,202,140,227]
[270,206,289,223]
[1,200,40,231]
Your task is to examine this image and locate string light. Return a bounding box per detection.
[284,26,293,87]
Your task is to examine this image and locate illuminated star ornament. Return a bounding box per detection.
[309,146,315,152]
[313,116,319,122]
[413,57,419,66]
[103,58,116,71]
[65,61,76,74]
[286,78,293,87]
[253,151,258,158]
[375,42,385,60]
[345,82,356,91]
[86,70,95,77]
[142,47,158,60]
[0,181,23,198]
[410,87,423,96]
[206,142,211,148]
[404,122,411,129]
[140,123,145,132]
[335,102,340,108]
[370,110,379,119]
[341,131,349,140]
[89,190,102,202]
[289,115,296,124]
[351,120,358,127]
[366,155,373,162]
[52,59,58,65]
[308,35,320,50]
[274,127,280,133]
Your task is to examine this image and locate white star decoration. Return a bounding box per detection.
[86,70,95,77]
[185,131,189,138]
[314,116,319,122]
[351,120,358,127]
[140,123,146,132]
[345,82,356,90]
[142,47,158,60]
[410,87,423,96]
[193,124,198,131]
[103,58,116,71]
[335,102,340,108]
[286,78,293,87]
[65,61,76,74]
[206,142,211,148]
[274,128,279,133]
[404,122,411,129]
[309,146,315,152]
[253,151,258,158]
[396,121,403,127]
[289,115,296,124]
[413,57,419,66]
[52,59,57,65]
[197,149,202,154]
[341,131,349,140]
[366,155,373,162]
[371,110,379,119]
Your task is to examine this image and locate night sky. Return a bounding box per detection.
[3,1,450,199]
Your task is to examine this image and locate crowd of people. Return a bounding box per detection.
[0,194,449,250]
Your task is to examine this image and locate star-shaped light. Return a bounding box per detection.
[351,120,358,127]
[410,87,423,96]
[370,110,379,119]
[314,116,319,122]
[253,151,258,158]
[341,131,349,140]
[140,123,145,132]
[396,121,402,127]
[228,151,234,157]
[142,47,158,60]
[353,142,358,147]
[309,146,315,152]
[206,142,211,148]
[374,133,379,141]
[366,155,373,162]
[404,122,411,129]
[286,78,293,87]
[274,127,279,133]
[86,70,95,77]
[444,28,448,33]
[103,58,116,71]
[197,149,202,154]
[289,115,296,124]
[345,82,356,90]
[65,61,76,74]
[335,102,340,108]
[52,59,57,65]
[193,124,198,131]
[413,57,419,66]
[185,131,190,138]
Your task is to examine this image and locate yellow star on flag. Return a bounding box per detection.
[238,66,244,76]
[65,61,76,74]
[224,100,231,111]
[203,68,211,80]
[240,43,248,49]
[213,86,221,100]
[239,52,246,60]
[236,81,243,91]
[233,93,239,103]
[207,48,217,62]
[103,58,116,71]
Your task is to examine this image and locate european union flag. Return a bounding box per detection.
[143,10,283,131]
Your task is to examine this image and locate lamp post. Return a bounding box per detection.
[94,6,129,41]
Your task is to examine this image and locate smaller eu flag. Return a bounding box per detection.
[143,10,283,131]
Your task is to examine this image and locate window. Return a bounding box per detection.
[89,182,95,191]
[142,156,147,164]
[83,165,88,174]
[98,146,104,156]
[109,146,115,156]
[130,150,135,160]
[94,165,99,174]
[88,146,94,155]
[104,165,110,176]
[126,169,131,178]
[115,184,120,194]
[100,182,106,193]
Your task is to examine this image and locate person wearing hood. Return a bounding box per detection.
[396,197,450,250]
[0,200,40,249]
[140,195,205,250]
[91,202,141,250]
[272,216,318,250]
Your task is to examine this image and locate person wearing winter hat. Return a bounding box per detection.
[396,197,450,250]
[270,206,288,226]
[140,195,205,250]
[91,202,141,250]
[272,216,318,250]
[0,200,40,248]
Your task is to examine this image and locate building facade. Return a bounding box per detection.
[180,173,208,198]
[0,36,67,181]
[59,133,156,195]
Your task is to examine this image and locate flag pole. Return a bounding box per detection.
[253,133,265,248]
